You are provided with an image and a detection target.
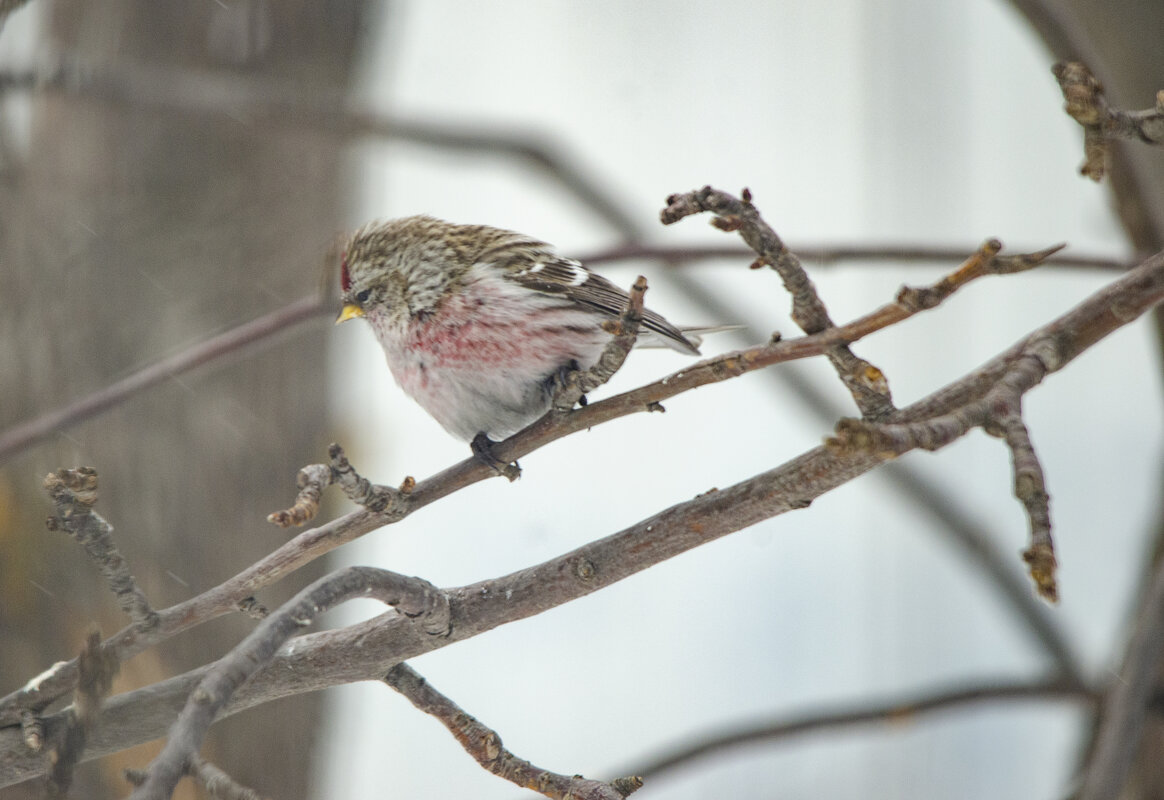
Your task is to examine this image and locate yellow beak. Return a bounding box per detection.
[336,303,365,325]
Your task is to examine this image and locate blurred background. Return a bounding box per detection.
[1,1,1162,798]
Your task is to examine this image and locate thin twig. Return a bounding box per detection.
[43,468,158,629]
[662,186,895,418]
[265,464,333,528]
[552,275,646,410]
[384,663,641,800]
[1052,62,1164,182]
[817,240,1063,348]
[578,242,1128,271]
[1008,0,1164,262]
[268,443,412,527]
[1002,414,1057,602]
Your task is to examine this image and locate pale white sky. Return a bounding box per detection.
[319,2,1157,798]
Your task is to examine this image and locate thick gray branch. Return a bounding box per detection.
[128,567,449,800]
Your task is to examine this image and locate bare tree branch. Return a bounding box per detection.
[0,295,328,463]
[42,468,158,630]
[126,756,267,800]
[627,677,1094,782]
[185,757,267,800]
[1010,1,1164,256]
[266,444,414,528]
[580,242,1129,271]
[1002,413,1057,601]
[127,567,450,800]
[0,58,644,241]
[552,275,647,409]
[1077,556,1164,800]
[384,663,642,800]
[828,345,1059,597]
[1052,62,1164,182]
[662,266,1083,676]
[663,186,894,418]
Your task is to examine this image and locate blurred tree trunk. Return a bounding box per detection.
[1011,1,1164,797]
[0,2,365,797]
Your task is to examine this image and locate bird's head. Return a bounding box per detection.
[336,215,467,326]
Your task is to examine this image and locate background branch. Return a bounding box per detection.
[1077,556,1164,800]
[2,57,644,242]
[580,242,1128,271]
[629,677,1093,782]
[0,295,328,463]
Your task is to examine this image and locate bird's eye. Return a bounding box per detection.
[355,289,371,303]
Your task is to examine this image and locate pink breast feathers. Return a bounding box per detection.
[405,282,606,372]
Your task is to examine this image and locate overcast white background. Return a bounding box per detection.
[316,2,1159,798]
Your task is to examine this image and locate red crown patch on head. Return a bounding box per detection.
[340,251,351,293]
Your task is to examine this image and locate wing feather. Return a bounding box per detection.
[505,253,700,354]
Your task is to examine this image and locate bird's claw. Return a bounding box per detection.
[471,433,521,481]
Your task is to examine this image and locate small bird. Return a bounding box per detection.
[336,215,710,460]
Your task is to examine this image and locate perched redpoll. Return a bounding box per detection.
[336,215,711,456]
